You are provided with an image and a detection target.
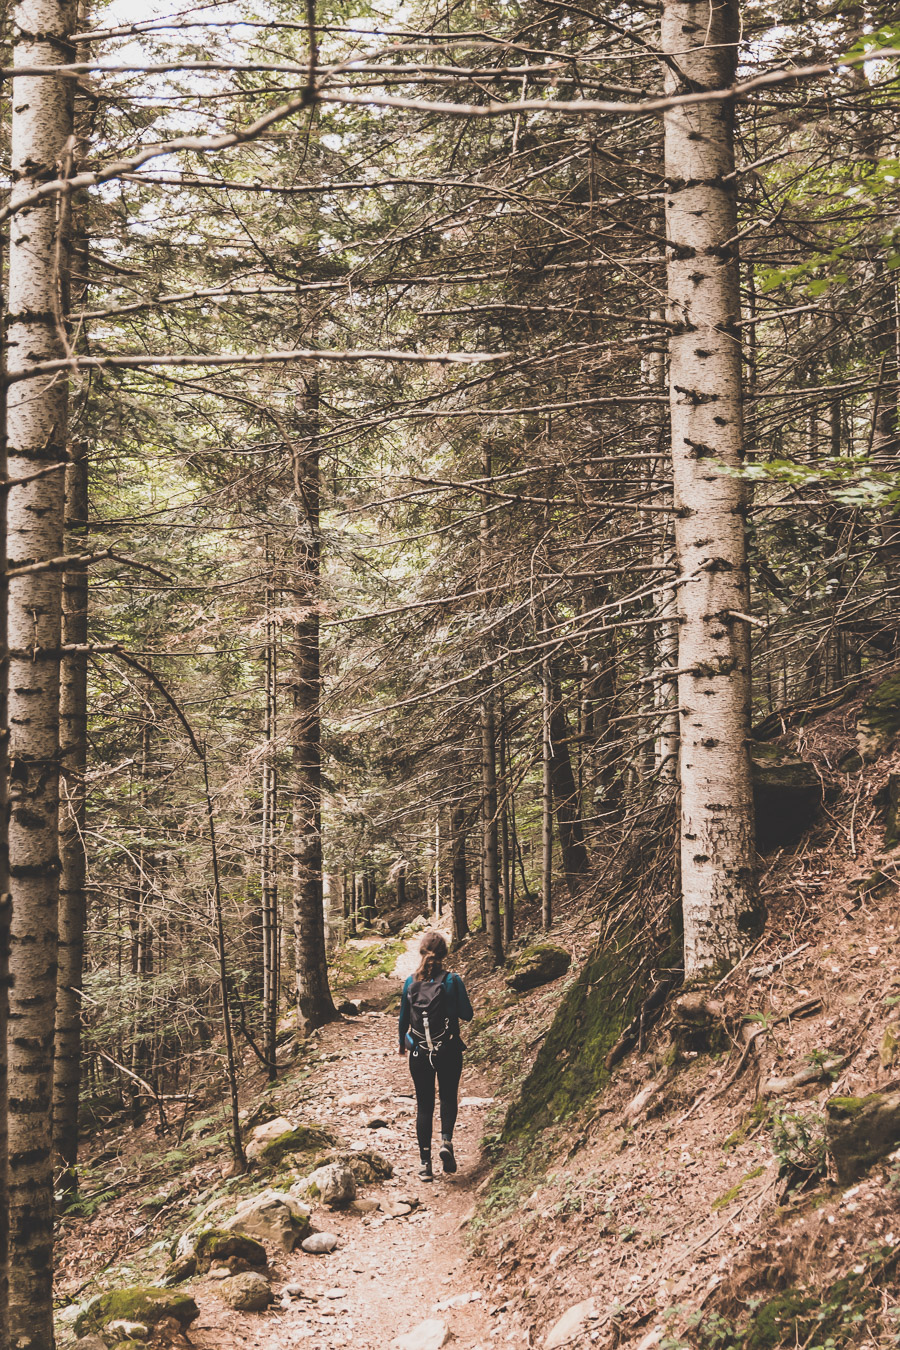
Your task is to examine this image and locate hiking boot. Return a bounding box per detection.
[418,1156,434,1181]
[439,1140,457,1174]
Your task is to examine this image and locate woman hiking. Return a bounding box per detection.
[398,930,473,1180]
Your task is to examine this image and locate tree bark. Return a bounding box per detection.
[548,675,589,894]
[541,655,553,930]
[290,372,336,1032]
[479,445,503,964]
[0,157,10,1350]
[8,2,75,1340]
[450,804,469,943]
[261,562,279,1080]
[663,0,760,980]
[54,434,88,1193]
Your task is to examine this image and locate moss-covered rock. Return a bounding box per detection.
[161,1252,196,1286]
[505,943,572,993]
[312,1147,393,1183]
[750,744,822,850]
[880,772,900,849]
[73,1288,199,1338]
[255,1122,337,1167]
[193,1228,267,1273]
[826,1088,900,1183]
[503,929,676,1140]
[857,673,900,761]
[218,1271,272,1312]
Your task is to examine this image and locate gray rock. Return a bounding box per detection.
[291,1162,356,1206]
[366,1117,389,1129]
[350,1198,380,1213]
[208,1266,231,1280]
[218,1272,273,1312]
[312,1147,393,1184]
[826,1089,900,1183]
[106,1321,149,1341]
[392,1319,451,1350]
[301,1231,339,1254]
[245,1115,294,1160]
[284,1282,305,1298]
[506,943,571,992]
[224,1188,311,1252]
[74,1338,108,1350]
[544,1299,599,1349]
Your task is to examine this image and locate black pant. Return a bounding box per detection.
[408,1040,463,1154]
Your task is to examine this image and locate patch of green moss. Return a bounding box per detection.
[502,928,679,1141]
[711,1166,766,1211]
[257,1122,336,1166]
[333,939,404,989]
[723,1101,769,1150]
[826,1094,867,1117]
[74,1288,199,1338]
[861,674,900,734]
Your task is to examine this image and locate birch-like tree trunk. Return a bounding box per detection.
[663,0,760,979]
[8,0,75,1340]
[290,373,336,1031]
[0,182,10,1350]
[479,446,503,965]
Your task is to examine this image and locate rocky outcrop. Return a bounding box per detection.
[247,1119,336,1167]
[291,1161,356,1206]
[218,1272,273,1312]
[750,744,822,850]
[74,1288,199,1339]
[826,1089,900,1183]
[312,1147,393,1183]
[224,1188,311,1252]
[506,943,571,992]
[857,673,900,761]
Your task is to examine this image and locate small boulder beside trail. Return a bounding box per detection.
[826,1088,900,1183]
[179,1228,267,1277]
[312,1147,393,1183]
[248,1120,337,1167]
[218,1272,273,1312]
[301,1231,339,1254]
[224,1188,311,1252]
[544,1299,599,1349]
[392,1318,451,1350]
[74,1289,199,1340]
[506,943,571,993]
[291,1162,357,1207]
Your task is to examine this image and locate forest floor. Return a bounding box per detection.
[59,677,900,1350]
[58,921,515,1350]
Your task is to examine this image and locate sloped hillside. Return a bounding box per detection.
[471,670,900,1349]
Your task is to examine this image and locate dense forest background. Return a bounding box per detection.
[2,0,900,1347]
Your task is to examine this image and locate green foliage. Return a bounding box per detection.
[332,939,405,988]
[770,1106,827,1182]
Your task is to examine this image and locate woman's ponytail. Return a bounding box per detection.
[415,929,448,982]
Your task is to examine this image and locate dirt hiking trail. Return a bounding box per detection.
[190,928,512,1350]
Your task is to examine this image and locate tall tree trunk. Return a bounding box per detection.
[7,2,75,1341]
[548,675,589,893]
[450,804,469,943]
[0,160,10,1350]
[499,712,513,945]
[54,434,87,1194]
[261,562,279,1080]
[663,0,760,980]
[541,655,553,930]
[290,372,336,1032]
[479,446,503,964]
